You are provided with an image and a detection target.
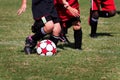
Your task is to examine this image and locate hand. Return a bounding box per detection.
[17,4,26,15]
[67,6,80,17]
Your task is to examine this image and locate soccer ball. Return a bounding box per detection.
[36,39,57,56]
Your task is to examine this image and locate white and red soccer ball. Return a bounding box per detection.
[36,39,57,56]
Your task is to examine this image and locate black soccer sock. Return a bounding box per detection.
[49,35,59,45]
[60,27,66,39]
[90,17,98,34]
[74,29,82,49]
[31,27,46,41]
[62,27,68,34]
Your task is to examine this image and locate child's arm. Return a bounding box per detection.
[62,0,69,6]
[17,0,27,15]
[62,0,80,17]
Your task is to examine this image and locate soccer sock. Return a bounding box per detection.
[74,29,82,49]
[49,35,59,45]
[61,26,68,35]
[90,17,98,34]
[31,27,46,41]
[60,27,66,40]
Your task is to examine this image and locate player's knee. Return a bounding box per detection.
[52,23,61,36]
[44,20,54,33]
[92,11,99,19]
[109,10,116,17]
[73,25,81,30]
[73,21,81,30]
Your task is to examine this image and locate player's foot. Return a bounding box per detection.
[24,36,37,54]
[75,45,82,50]
[90,33,97,38]
[75,48,82,50]
[59,34,70,44]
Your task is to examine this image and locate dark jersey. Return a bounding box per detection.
[32,0,59,22]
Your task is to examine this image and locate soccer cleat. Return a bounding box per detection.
[24,36,37,54]
[59,34,70,44]
[75,43,82,50]
[75,48,82,51]
[90,33,97,38]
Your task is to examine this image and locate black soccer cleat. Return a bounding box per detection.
[24,36,37,54]
[59,34,70,44]
[75,43,82,50]
[90,33,97,38]
[75,45,82,50]
[24,46,31,54]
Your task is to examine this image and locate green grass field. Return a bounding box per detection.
[0,0,120,80]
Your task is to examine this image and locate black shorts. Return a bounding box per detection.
[63,17,81,28]
[60,17,81,34]
[32,0,60,23]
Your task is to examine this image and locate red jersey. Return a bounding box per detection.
[54,0,80,22]
[91,0,116,11]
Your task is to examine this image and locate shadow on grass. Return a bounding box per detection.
[96,32,113,37]
[20,45,65,54]
[19,32,114,53]
[58,42,75,49]
[20,48,37,54]
[58,32,114,49]
[117,10,120,14]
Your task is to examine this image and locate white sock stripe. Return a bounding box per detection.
[41,27,46,35]
[52,35,60,39]
[91,18,98,22]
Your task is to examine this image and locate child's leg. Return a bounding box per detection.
[31,20,54,41]
[99,10,116,17]
[59,22,70,43]
[24,17,55,54]
[89,10,116,38]
[73,20,82,50]
[74,29,82,49]
[50,22,61,45]
[89,10,99,38]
